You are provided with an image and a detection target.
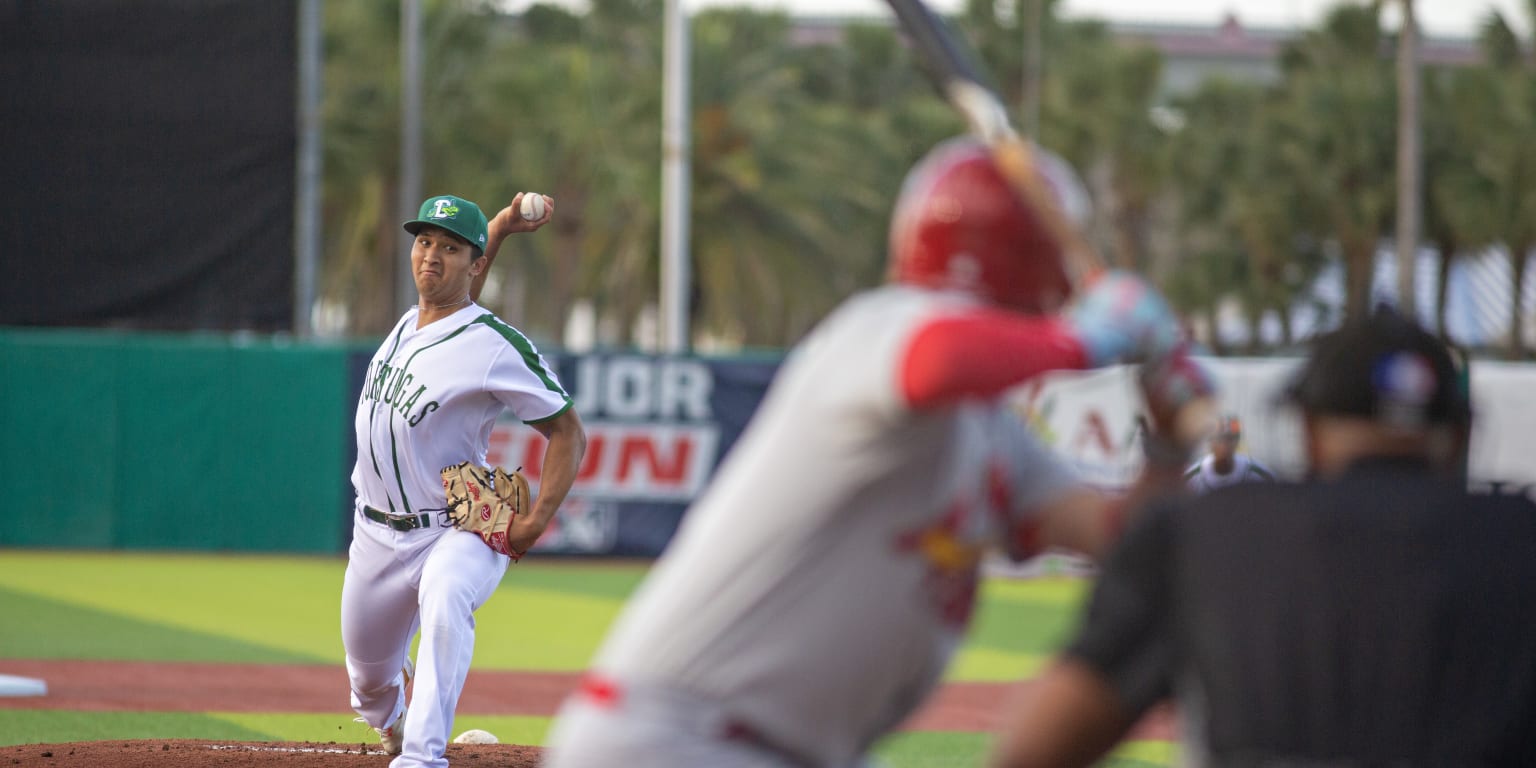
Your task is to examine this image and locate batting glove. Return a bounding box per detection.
[1139,343,1220,459]
[1067,270,1183,368]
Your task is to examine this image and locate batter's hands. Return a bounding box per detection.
[1138,343,1218,457]
[488,193,555,240]
[1067,271,1183,368]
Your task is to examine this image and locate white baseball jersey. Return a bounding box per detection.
[552,286,1080,767]
[351,304,571,518]
[1184,454,1276,494]
[342,303,569,768]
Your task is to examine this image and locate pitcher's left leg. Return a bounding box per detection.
[391,530,509,768]
[342,522,422,735]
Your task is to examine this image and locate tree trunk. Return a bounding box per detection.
[1244,303,1264,354]
[1343,236,1376,321]
[1508,242,1531,359]
[1434,237,1456,338]
[547,179,587,344]
[360,176,404,336]
[1204,304,1225,356]
[1113,198,1149,273]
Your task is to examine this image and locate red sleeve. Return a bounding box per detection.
[898,309,1089,410]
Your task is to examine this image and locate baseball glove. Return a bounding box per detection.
[440,461,531,560]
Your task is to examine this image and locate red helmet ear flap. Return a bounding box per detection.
[888,138,1089,314]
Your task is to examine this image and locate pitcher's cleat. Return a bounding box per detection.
[377,707,406,755]
[359,658,415,755]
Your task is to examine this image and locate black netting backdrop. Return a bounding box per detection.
[0,0,298,331]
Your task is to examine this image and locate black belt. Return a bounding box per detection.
[363,505,431,532]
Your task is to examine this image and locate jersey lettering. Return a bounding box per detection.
[364,359,442,429]
[368,361,392,402]
[386,370,412,406]
[408,400,439,427]
[398,384,426,419]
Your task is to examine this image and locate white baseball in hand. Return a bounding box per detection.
[519,192,547,221]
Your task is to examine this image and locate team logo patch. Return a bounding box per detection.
[429,199,459,220]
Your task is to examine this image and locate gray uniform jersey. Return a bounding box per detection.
[589,286,1080,766]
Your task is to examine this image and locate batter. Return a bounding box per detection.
[544,139,1206,767]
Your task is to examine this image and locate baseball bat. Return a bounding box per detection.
[882,0,1103,289]
[882,0,1216,445]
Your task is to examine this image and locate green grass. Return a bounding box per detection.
[0,711,276,745]
[873,733,1174,768]
[0,550,1168,767]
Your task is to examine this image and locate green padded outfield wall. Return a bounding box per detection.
[0,329,360,553]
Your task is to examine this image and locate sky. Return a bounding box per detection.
[502,0,1530,39]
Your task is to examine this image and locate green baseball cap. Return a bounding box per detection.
[403,195,489,251]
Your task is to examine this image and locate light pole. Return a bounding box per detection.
[1395,0,1421,319]
[660,0,692,353]
[399,0,423,315]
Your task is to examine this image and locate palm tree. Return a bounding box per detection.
[320,0,520,337]
[1031,20,1169,274]
[1420,66,1496,339]
[1274,4,1398,322]
[682,9,952,347]
[1168,78,1324,351]
[487,1,666,345]
[1465,11,1536,358]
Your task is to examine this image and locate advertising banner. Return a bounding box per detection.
[363,351,1536,558]
[1011,358,1536,499]
[498,354,779,557]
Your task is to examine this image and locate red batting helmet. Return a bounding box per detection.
[888,138,1089,314]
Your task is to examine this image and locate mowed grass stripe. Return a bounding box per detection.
[0,553,1093,676]
[0,552,642,669]
[0,587,317,664]
[0,710,273,747]
[0,551,347,661]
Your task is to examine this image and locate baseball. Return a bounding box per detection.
[452,728,499,745]
[519,192,547,221]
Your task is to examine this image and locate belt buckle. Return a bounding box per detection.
[365,505,412,530]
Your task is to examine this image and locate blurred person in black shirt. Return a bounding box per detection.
[991,305,1536,768]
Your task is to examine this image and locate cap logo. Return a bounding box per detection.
[429,199,459,220]
[1373,351,1436,427]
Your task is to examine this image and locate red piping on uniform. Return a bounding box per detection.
[578,673,623,709]
[899,310,1089,410]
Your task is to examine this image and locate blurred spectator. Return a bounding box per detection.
[1184,414,1276,493]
